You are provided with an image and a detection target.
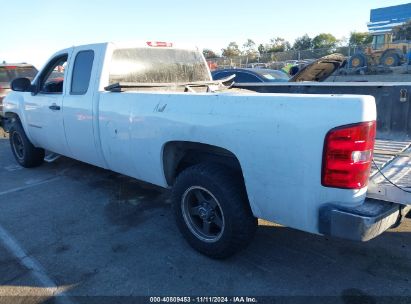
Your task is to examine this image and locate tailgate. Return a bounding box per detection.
[368,139,411,205]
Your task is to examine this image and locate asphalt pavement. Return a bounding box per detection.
[0,127,410,304]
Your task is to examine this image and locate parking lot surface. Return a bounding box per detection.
[0,127,410,303]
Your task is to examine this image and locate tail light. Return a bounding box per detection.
[146,41,173,47]
[322,121,376,189]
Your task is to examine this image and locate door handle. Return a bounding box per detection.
[49,104,61,111]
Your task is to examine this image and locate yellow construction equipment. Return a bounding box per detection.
[349,32,410,68]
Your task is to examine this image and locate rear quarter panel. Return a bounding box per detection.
[98,91,376,234]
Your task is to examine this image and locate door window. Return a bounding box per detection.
[39,55,68,94]
[234,72,261,83]
[71,50,94,95]
[372,35,385,50]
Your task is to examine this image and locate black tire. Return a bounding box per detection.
[381,52,400,67]
[349,53,366,68]
[9,120,44,168]
[172,163,257,259]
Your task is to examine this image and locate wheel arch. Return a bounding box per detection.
[3,108,39,150]
[381,48,404,60]
[2,92,29,132]
[3,111,21,132]
[162,141,244,186]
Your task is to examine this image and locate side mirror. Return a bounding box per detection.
[11,78,32,92]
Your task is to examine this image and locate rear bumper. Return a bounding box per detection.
[319,198,411,241]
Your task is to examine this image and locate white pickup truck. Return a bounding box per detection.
[3,41,410,258]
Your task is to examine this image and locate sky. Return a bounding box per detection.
[0,0,410,68]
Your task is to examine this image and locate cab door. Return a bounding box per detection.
[62,46,106,167]
[24,49,73,155]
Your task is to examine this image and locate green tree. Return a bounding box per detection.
[292,34,313,50]
[266,37,291,53]
[312,33,338,51]
[349,32,373,46]
[222,42,241,58]
[257,44,265,55]
[242,39,259,59]
[202,49,218,59]
[242,39,255,52]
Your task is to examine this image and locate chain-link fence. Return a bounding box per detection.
[207,46,357,70]
[206,43,411,81]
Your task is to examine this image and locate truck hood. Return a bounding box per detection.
[289,53,345,82]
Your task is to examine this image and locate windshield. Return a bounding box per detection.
[256,70,290,81]
[109,48,211,84]
[0,66,38,86]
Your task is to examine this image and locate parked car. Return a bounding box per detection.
[5,42,408,259]
[212,68,290,83]
[0,63,38,121]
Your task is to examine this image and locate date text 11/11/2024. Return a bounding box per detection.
[149,296,258,303]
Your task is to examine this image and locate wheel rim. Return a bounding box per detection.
[352,58,360,67]
[11,131,24,160]
[181,186,225,243]
[385,56,394,66]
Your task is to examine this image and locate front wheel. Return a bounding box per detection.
[349,53,367,68]
[172,163,257,259]
[9,120,45,168]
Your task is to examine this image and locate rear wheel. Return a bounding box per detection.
[9,120,44,168]
[381,53,400,67]
[172,163,257,259]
